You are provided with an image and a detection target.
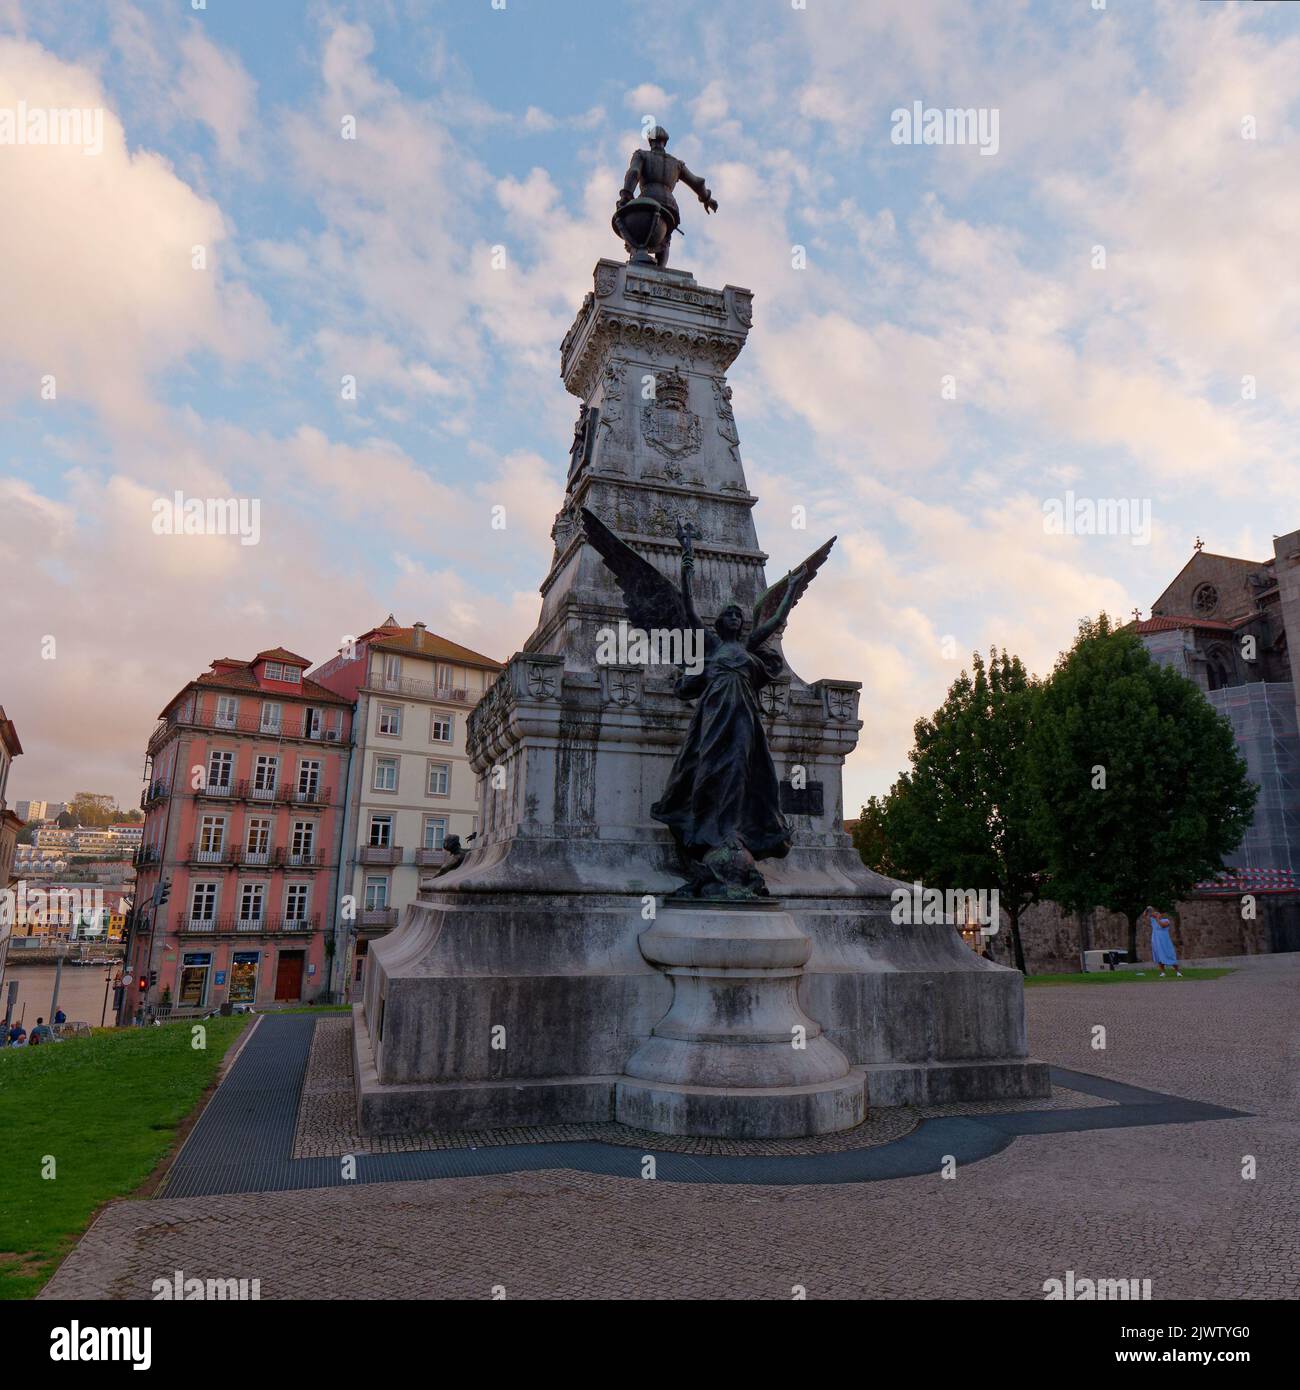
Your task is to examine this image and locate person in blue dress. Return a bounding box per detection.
[1146,906,1182,978]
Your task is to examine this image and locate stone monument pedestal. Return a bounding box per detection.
[617,901,865,1138]
[354,253,1052,1139]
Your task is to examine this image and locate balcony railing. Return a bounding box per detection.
[358,907,398,928]
[279,850,325,869]
[133,846,161,868]
[194,780,278,803]
[190,779,333,807]
[413,847,450,867]
[177,913,319,936]
[358,844,403,866]
[140,781,170,809]
[379,676,471,703]
[288,784,332,806]
[175,846,329,872]
[148,705,349,755]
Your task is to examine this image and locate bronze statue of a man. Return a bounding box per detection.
[616,126,717,268]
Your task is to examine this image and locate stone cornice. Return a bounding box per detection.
[560,261,754,402]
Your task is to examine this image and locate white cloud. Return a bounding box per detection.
[176,27,258,166]
[624,83,672,119]
[0,37,274,436]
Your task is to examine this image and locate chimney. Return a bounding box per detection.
[413,621,426,649]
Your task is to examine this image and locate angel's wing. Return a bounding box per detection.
[581,508,689,632]
[751,536,837,637]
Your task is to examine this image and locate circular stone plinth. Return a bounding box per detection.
[617,903,866,1138]
[615,1072,867,1140]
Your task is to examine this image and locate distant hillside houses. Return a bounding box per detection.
[31,824,142,857]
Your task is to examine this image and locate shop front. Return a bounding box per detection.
[177,951,212,1008]
[229,949,260,1005]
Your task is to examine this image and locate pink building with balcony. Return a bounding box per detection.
[125,648,353,1017]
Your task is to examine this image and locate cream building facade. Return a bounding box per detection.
[311,619,501,998]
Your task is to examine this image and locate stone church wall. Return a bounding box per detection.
[988,896,1280,973]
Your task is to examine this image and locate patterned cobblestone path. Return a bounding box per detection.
[40,955,1296,1299]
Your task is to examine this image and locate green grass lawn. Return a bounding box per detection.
[0,1016,249,1300]
[1024,967,1235,986]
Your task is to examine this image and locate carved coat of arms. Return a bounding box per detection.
[594,262,619,297]
[641,368,701,459]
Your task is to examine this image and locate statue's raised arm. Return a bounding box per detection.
[748,536,837,651]
[675,517,704,632]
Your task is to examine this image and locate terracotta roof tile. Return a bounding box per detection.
[158,655,352,716]
[254,647,311,665]
[365,626,502,669]
[1132,613,1257,634]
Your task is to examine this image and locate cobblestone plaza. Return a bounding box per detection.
[40,956,1297,1300]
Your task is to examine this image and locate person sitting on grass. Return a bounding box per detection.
[1146,906,1183,978]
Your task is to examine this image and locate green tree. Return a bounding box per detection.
[873,649,1047,973]
[68,792,116,827]
[851,795,901,877]
[1029,613,1257,963]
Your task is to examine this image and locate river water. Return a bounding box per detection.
[2,963,121,1028]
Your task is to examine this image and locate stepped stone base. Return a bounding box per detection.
[616,1074,867,1139]
[860,1059,1052,1107]
[353,1008,616,1133]
[353,887,1051,1137]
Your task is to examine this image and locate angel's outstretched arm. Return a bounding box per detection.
[681,553,703,631]
[748,566,806,649]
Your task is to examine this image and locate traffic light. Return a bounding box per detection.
[149,970,158,987]
[157,880,172,907]
[138,976,148,992]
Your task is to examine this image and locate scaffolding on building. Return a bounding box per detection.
[1206,681,1300,876]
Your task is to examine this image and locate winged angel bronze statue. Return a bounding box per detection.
[582,508,835,900]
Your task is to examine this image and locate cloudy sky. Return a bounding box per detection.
[2,0,1298,814]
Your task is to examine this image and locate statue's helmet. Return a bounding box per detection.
[647,125,669,147]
